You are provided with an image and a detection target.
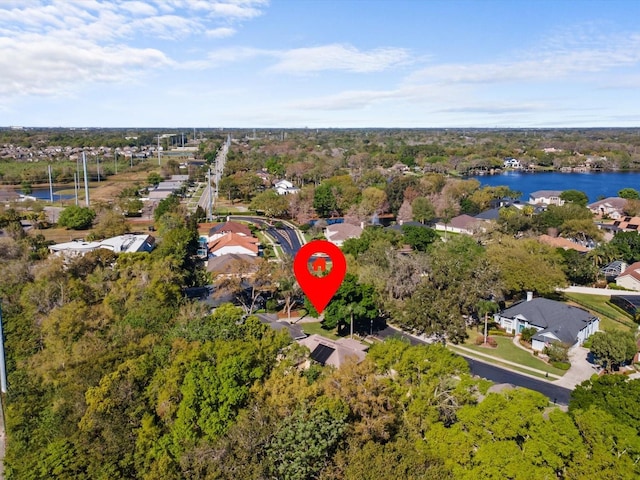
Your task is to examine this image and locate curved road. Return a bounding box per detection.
[375,325,573,405]
[228,215,304,256]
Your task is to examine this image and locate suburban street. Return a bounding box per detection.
[375,325,573,405]
[229,215,305,256]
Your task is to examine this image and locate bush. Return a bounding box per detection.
[551,361,571,370]
[489,329,514,337]
[58,205,96,230]
[521,327,537,343]
[544,341,570,363]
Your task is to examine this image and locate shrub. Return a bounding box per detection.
[487,337,498,347]
[489,329,514,337]
[544,341,570,363]
[521,327,537,343]
[551,361,571,370]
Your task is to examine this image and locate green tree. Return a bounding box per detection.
[589,330,637,372]
[89,210,131,240]
[57,205,96,230]
[559,248,598,285]
[153,195,181,221]
[313,183,337,218]
[560,189,589,207]
[610,230,640,263]
[487,237,566,296]
[250,190,290,217]
[411,196,435,224]
[266,407,347,480]
[618,188,640,200]
[148,172,163,186]
[401,224,438,252]
[400,236,502,343]
[322,273,378,334]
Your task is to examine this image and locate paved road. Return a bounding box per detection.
[229,215,304,256]
[375,325,573,405]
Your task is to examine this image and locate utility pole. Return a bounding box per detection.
[96,157,100,182]
[114,151,118,175]
[47,164,53,203]
[208,168,213,221]
[82,152,90,207]
[73,172,78,206]
[0,302,8,393]
[157,135,161,166]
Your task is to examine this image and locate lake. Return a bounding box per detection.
[17,187,75,201]
[471,171,640,203]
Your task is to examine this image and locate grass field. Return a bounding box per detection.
[299,321,339,340]
[463,334,567,376]
[562,292,635,331]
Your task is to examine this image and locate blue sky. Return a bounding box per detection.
[1,0,640,128]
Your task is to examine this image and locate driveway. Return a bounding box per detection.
[552,346,597,389]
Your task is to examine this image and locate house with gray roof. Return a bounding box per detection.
[529,190,565,206]
[495,295,599,351]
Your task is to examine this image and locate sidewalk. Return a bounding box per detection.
[449,343,562,380]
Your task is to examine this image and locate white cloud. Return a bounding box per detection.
[0,35,172,96]
[0,0,267,99]
[407,31,640,86]
[119,1,158,16]
[269,44,411,74]
[205,27,236,38]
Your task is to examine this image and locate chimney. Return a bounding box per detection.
[526,291,533,302]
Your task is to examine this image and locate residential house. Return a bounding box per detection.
[495,295,600,352]
[610,216,640,233]
[274,179,300,195]
[208,232,259,257]
[588,197,627,219]
[208,221,252,242]
[615,261,640,291]
[529,190,565,206]
[255,313,307,340]
[599,260,628,282]
[297,335,368,368]
[49,234,155,258]
[538,234,590,253]
[503,158,522,169]
[324,223,363,247]
[434,214,483,235]
[206,253,259,275]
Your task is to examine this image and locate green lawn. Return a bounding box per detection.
[562,293,635,331]
[300,321,339,340]
[462,335,567,376]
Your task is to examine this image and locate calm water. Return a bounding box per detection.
[17,187,75,201]
[471,171,640,203]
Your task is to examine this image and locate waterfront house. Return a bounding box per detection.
[434,214,483,235]
[529,190,565,206]
[587,197,627,219]
[495,294,599,352]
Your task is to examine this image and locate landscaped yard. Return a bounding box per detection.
[299,321,339,340]
[562,293,635,331]
[462,335,567,377]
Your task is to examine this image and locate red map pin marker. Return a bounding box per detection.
[294,240,347,314]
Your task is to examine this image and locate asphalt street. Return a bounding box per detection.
[375,325,573,405]
[229,215,303,256]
